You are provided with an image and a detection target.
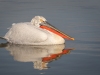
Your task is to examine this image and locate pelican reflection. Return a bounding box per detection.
[1,43,73,70]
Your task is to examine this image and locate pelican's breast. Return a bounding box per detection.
[4,23,48,44]
[46,31,65,44]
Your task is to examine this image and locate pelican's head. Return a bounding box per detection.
[31,16,47,27]
[31,16,75,40]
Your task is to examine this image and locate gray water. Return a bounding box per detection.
[0,0,100,75]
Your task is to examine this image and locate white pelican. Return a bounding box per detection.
[2,16,74,45]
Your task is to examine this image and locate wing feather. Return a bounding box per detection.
[4,23,47,44]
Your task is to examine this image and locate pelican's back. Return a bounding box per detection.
[4,23,47,45]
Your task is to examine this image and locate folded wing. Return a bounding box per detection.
[4,23,47,44]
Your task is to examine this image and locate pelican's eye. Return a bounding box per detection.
[40,19,45,22]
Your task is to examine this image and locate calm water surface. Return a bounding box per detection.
[0,0,100,75]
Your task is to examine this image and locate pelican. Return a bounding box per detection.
[2,16,74,45]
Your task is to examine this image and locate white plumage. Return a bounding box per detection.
[4,16,65,45]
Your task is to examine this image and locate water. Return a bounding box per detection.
[0,0,100,75]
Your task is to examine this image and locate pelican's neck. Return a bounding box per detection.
[31,18,40,27]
